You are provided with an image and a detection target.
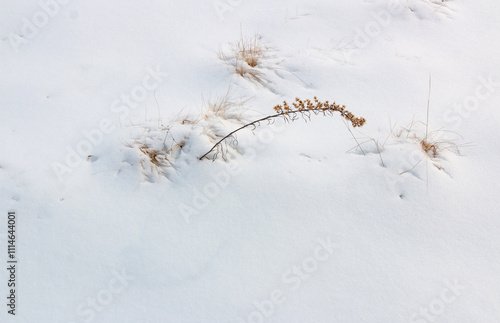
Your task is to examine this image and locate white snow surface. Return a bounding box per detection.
[1,0,500,322]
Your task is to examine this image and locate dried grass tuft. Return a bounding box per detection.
[202,88,248,123]
[218,34,270,86]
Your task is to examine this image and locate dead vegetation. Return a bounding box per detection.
[201,88,249,123]
[218,34,266,73]
[133,131,186,181]
[130,89,251,181]
[218,34,272,88]
[199,97,366,160]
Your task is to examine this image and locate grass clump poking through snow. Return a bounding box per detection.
[201,89,247,123]
[235,35,262,68]
[129,91,252,181]
[199,97,366,160]
[130,125,186,182]
[387,117,471,178]
[416,125,467,159]
[218,34,269,86]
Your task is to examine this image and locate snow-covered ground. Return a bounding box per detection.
[1,0,500,322]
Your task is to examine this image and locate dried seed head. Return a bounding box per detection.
[275,97,366,128]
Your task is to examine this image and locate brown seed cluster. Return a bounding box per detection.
[273,97,366,128]
[198,97,366,160]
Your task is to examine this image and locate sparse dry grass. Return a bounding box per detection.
[391,118,472,180]
[218,34,270,87]
[201,88,248,122]
[134,138,185,180]
[419,128,468,158]
[232,34,264,68]
[131,88,252,180]
[393,119,467,156]
[138,145,165,168]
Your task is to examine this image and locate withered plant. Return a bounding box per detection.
[201,88,248,122]
[134,137,185,181]
[129,88,252,181]
[199,97,366,160]
[218,34,271,88]
[392,76,472,183]
[417,75,470,159]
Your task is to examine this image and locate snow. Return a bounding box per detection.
[1,0,500,322]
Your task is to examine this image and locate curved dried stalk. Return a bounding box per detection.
[199,97,366,160]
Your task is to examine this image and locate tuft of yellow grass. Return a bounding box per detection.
[218,34,269,86]
[232,34,264,68]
